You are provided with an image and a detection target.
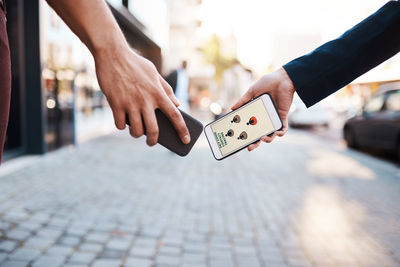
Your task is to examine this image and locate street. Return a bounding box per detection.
[0,129,399,267]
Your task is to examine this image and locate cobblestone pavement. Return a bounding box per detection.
[0,129,399,267]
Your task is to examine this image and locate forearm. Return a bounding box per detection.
[46,0,128,56]
[283,1,400,107]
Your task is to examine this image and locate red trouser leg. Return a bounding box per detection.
[0,3,11,164]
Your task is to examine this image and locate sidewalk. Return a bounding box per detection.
[0,130,399,267]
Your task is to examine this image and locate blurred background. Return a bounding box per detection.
[0,1,399,267]
[3,0,400,162]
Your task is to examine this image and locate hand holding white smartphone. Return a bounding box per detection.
[204,93,282,160]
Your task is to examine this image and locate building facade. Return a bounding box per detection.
[3,0,165,160]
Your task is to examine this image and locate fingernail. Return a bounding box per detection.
[184,135,191,144]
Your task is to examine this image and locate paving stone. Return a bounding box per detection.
[160,237,183,247]
[18,221,43,232]
[130,247,155,258]
[185,244,207,254]
[36,228,63,239]
[58,236,81,247]
[140,228,162,238]
[186,233,206,243]
[1,260,30,267]
[124,257,153,267]
[85,233,109,243]
[119,225,139,235]
[99,249,125,259]
[66,227,89,237]
[32,255,66,267]
[79,243,103,253]
[0,252,7,262]
[209,258,234,267]
[182,264,206,267]
[9,248,42,261]
[24,237,55,249]
[236,256,261,267]
[158,245,181,256]
[6,229,32,240]
[47,218,70,229]
[284,251,311,267]
[106,239,131,251]
[209,250,232,259]
[133,237,158,248]
[3,211,29,222]
[234,245,258,256]
[68,251,96,264]
[0,240,19,252]
[182,253,206,264]
[93,223,117,232]
[45,245,74,256]
[261,254,286,266]
[0,221,12,231]
[156,255,181,266]
[29,213,51,224]
[209,242,231,251]
[92,259,122,267]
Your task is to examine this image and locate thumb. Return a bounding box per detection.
[231,89,254,110]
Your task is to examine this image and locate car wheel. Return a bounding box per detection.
[344,127,357,148]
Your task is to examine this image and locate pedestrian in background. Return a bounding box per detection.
[165,60,190,112]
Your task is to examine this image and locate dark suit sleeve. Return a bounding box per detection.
[283,1,400,107]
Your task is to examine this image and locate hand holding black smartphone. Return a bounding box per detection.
[126,109,203,157]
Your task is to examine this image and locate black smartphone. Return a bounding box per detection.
[204,93,283,160]
[126,109,203,156]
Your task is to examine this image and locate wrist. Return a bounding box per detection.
[91,30,131,60]
[277,67,295,94]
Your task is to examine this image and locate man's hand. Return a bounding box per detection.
[232,67,295,151]
[46,0,190,147]
[94,46,190,146]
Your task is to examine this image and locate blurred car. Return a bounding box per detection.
[343,89,400,160]
[288,95,333,127]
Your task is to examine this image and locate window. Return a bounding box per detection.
[386,90,400,111]
[364,94,385,113]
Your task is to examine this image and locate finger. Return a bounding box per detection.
[142,107,159,146]
[159,99,190,144]
[160,77,180,107]
[231,89,254,110]
[276,120,289,137]
[248,141,261,151]
[261,134,276,143]
[127,110,144,138]
[276,127,288,137]
[110,106,126,130]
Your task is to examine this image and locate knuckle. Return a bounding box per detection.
[170,109,181,121]
[147,127,158,136]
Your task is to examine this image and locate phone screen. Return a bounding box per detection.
[210,98,275,157]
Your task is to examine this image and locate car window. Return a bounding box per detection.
[364,94,385,113]
[385,90,400,111]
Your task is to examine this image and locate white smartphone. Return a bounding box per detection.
[204,93,283,160]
